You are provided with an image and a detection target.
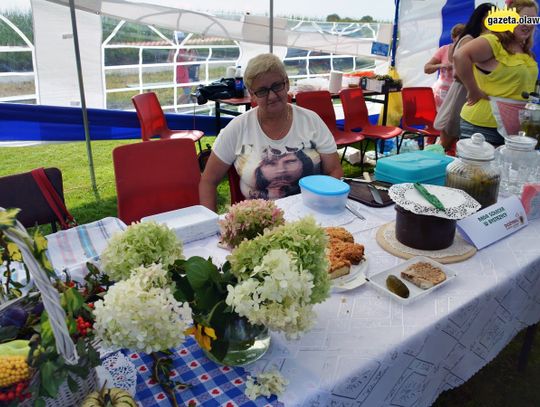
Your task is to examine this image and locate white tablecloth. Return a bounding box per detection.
[46,195,540,407]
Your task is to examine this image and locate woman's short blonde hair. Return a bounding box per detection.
[244,53,288,90]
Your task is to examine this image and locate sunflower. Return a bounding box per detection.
[185,323,217,351]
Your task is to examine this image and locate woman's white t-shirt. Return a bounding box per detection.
[212,104,337,200]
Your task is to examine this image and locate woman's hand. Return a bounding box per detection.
[466,88,489,106]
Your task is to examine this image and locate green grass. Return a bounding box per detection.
[0,139,538,405]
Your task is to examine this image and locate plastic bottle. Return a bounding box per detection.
[234,66,244,98]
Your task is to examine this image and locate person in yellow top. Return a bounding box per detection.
[454,0,538,146]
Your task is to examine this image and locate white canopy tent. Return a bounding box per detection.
[28,0,515,110]
[30,0,394,108]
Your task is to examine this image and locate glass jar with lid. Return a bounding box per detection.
[445,133,500,209]
[520,98,540,148]
[495,132,539,195]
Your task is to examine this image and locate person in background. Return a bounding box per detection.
[199,53,343,211]
[168,32,193,104]
[454,0,538,147]
[424,23,466,109]
[434,3,494,151]
[187,48,200,85]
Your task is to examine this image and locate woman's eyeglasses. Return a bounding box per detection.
[253,81,287,98]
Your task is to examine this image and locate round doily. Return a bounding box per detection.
[389,183,481,220]
[96,352,137,396]
[375,222,476,264]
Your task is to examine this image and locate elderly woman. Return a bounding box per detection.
[454,0,538,146]
[199,53,343,211]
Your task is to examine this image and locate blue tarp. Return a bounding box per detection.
[0,103,228,142]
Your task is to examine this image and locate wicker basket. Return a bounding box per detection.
[1,213,98,405]
[21,368,98,407]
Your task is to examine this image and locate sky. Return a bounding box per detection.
[0,0,397,22]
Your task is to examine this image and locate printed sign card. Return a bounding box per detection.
[457,195,528,249]
[371,41,390,57]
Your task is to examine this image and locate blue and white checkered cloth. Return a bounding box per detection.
[123,337,282,407]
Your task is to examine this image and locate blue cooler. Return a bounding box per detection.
[374,151,454,185]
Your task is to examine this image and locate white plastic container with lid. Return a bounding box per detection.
[298,175,350,213]
[141,205,219,243]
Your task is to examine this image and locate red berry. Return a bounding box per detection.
[8,391,15,400]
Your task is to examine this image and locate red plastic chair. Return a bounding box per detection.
[401,87,440,151]
[132,92,204,149]
[295,90,365,163]
[112,139,201,224]
[228,166,245,205]
[340,88,403,161]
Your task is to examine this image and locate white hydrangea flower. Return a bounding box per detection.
[225,249,316,339]
[93,263,192,353]
[245,370,289,400]
[101,221,184,281]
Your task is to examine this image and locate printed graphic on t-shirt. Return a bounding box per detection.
[236,141,321,200]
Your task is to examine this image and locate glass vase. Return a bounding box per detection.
[203,316,270,366]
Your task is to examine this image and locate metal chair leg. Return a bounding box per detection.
[518,323,538,371]
[340,146,348,163]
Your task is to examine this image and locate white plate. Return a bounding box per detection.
[367,256,456,303]
[331,257,368,292]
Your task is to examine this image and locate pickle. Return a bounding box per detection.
[386,275,410,298]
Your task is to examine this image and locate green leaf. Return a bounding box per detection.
[39,312,54,347]
[67,374,78,393]
[185,257,213,289]
[67,317,77,335]
[172,275,194,303]
[66,363,88,377]
[86,342,101,367]
[64,287,84,313]
[35,398,46,407]
[195,285,223,313]
[413,182,445,211]
[40,360,62,397]
[168,258,187,275]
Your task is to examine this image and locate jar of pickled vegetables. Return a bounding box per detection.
[445,133,500,209]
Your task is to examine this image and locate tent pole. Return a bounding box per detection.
[68,0,100,200]
[269,0,274,53]
[390,0,400,67]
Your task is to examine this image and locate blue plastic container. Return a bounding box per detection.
[374,150,454,185]
[298,175,350,213]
